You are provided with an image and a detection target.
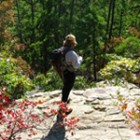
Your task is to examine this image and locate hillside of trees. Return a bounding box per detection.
[0,0,140,98]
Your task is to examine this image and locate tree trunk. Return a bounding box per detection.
[15,0,23,43]
[119,0,125,36]
[106,0,113,39]
[109,0,116,41]
[93,40,97,81]
[58,0,63,17]
[69,0,75,31]
[104,0,113,51]
[30,0,35,43]
[92,25,97,81]
[119,11,123,36]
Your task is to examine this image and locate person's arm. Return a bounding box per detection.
[65,50,83,70]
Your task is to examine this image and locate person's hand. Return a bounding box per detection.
[79,56,83,63]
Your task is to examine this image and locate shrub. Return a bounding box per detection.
[33,68,95,91]
[74,76,96,89]
[0,57,34,99]
[33,68,62,91]
[114,36,140,58]
[99,57,140,85]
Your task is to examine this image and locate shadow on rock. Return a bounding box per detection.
[41,114,66,140]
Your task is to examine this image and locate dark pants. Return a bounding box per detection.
[62,70,76,102]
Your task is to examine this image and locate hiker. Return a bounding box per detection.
[51,34,83,114]
[60,34,83,104]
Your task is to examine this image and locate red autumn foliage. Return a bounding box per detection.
[0,87,79,140]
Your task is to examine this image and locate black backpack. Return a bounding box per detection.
[50,46,72,77]
[50,46,72,64]
[50,46,72,79]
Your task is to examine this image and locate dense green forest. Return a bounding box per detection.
[0,0,140,98]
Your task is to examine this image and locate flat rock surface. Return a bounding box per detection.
[2,83,140,140]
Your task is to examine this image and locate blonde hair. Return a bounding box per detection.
[63,34,77,47]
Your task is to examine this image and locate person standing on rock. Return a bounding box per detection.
[61,34,83,101]
[53,34,83,114]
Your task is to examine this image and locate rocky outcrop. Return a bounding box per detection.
[19,83,140,140]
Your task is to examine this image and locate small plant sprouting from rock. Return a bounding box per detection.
[116,92,140,135]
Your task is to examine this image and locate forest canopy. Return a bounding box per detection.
[0,0,140,98]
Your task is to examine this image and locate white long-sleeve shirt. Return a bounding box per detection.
[65,50,83,70]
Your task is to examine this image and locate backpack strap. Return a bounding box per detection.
[60,46,73,55]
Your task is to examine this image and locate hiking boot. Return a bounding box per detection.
[65,108,73,115]
[58,108,73,116]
